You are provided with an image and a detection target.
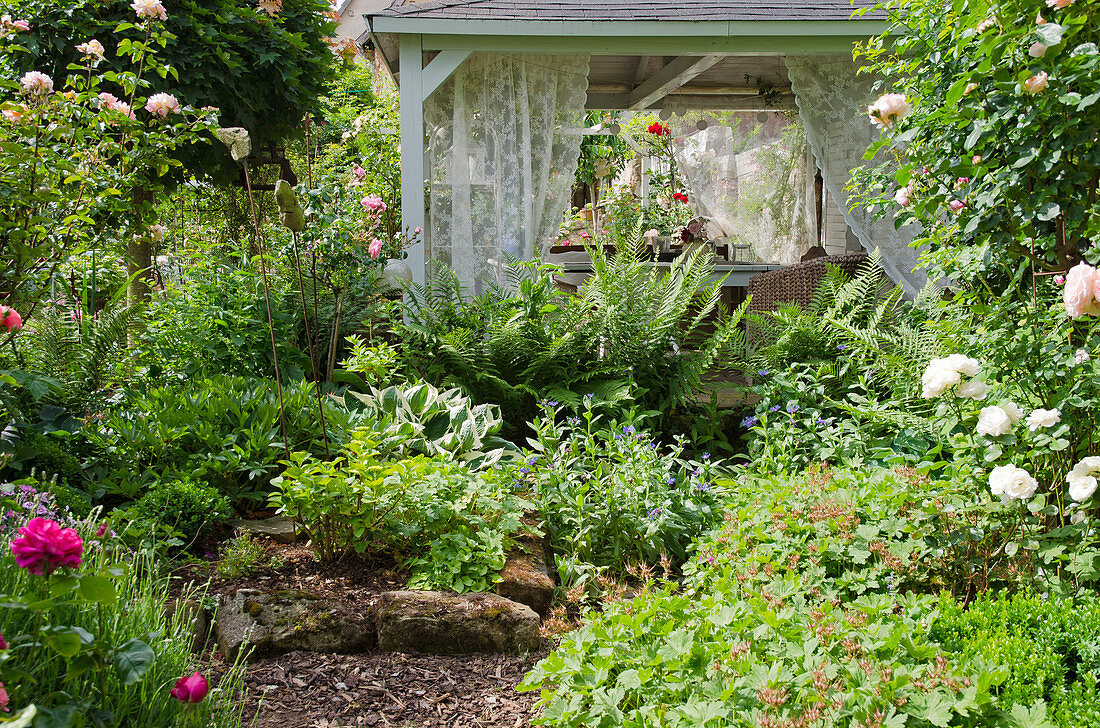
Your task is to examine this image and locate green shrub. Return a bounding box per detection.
[47,481,92,518]
[270,430,530,592]
[933,591,1100,727]
[134,476,233,545]
[518,398,725,589]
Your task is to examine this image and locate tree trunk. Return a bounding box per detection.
[128,187,155,306]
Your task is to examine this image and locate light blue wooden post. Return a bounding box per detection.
[399,34,426,286]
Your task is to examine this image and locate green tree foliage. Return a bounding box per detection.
[6,0,338,178]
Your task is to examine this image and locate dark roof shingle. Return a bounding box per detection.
[376,0,873,22]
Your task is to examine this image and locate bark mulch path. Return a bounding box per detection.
[240,649,547,728]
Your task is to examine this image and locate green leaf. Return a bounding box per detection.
[112,639,155,686]
[1036,202,1061,221]
[1004,700,1056,728]
[78,575,117,606]
[45,632,82,658]
[1034,23,1064,46]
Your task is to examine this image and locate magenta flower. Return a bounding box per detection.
[10,518,83,575]
[0,306,22,332]
[170,673,209,703]
[0,631,7,650]
[0,682,7,712]
[368,238,384,259]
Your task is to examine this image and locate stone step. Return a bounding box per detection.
[373,591,541,655]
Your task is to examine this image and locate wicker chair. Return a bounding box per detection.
[747,251,869,316]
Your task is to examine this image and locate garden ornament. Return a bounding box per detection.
[274,179,305,232]
[214,126,251,162]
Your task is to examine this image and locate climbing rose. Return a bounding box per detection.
[131,0,167,20]
[948,199,966,212]
[20,71,52,95]
[1,105,27,123]
[647,121,669,136]
[10,518,83,575]
[867,93,910,128]
[1023,72,1049,94]
[169,672,209,703]
[989,464,1038,500]
[0,306,22,332]
[893,187,910,206]
[368,238,384,259]
[1063,262,1100,318]
[144,92,180,117]
[1026,408,1060,431]
[672,192,689,203]
[76,39,105,60]
[976,406,1013,437]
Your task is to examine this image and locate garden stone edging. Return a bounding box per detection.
[215,588,375,661]
[373,590,541,655]
[227,517,302,544]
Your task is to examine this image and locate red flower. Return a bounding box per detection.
[10,518,83,575]
[672,192,689,204]
[0,306,21,332]
[647,121,669,136]
[0,632,6,650]
[170,672,209,704]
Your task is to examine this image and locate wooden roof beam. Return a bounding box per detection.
[627,54,726,110]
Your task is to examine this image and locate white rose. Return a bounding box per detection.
[921,360,961,398]
[1069,475,1098,502]
[1072,511,1087,525]
[942,354,982,377]
[1076,349,1091,365]
[999,401,1024,424]
[1070,456,1100,479]
[957,379,988,400]
[1026,408,1061,432]
[989,464,1038,500]
[976,406,1013,437]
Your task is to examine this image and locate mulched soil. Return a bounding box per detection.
[180,538,547,728]
[237,649,546,728]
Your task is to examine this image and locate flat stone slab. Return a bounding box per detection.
[374,591,540,655]
[228,517,301,544]
[215,589,375,661]
[495,549,554,617]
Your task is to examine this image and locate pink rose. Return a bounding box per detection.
[76,39,105,60]
[0,682,7,713]
[1023,72,1049,95]
[1029,42,1049,58]
[0,306,22,332]
[867,93,911,129]
[144,92,180,118]
[361,195,386,212]
[10,518,83,575]
[948,199,966,213]
[169,672,209,703]
[20,71,53,95]
[0,632,7,650]
[972,155,982,164]
[1064,262,1100,319]
[893,187,910,207]
[131,0,167,20]
[1054,275,1065,285]
[368,238,384,259]
[414,226,422,234]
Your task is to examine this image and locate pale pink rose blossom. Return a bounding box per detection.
[414,226,422,234]
[972,155,982,164]
[368,238,384,259]
[1023,72,1049,94]
[867,93,911,129]
[893,187,910,207]
[948,199,966,213]
[361,195,386,212]
[76,39,105,60]
[1,15,29,32]
[1045,0,1074,8]
[1054,274,1065,284]
[144,92,181,118]
[955,176,969,188]
[131,0,167,20]
[20,71,53,95]
[1064,262,1100,318]
[1075,349,1090,365]
[976,16,996,32]
[1029,42,1049,58]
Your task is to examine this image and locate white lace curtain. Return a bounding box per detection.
[424,54,590,294]
[669,111,817,265]
[785,55,925,295]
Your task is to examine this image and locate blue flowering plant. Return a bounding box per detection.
[516,397,726,590]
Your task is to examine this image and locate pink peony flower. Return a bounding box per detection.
[368,238,384,259]
[867,93,911,129]
[948,199,966,212]
[1029,42,1049,58]
[0,306,21,331]
[144,92,181,118]
[893,187,910,207]
[169,673,209,703]
[1045,0,1074,8]
[1023,72,1049,95]
[131,0,167,20]
[20,71,53,95]
[1064,262,1100,318]
[76,39,105,60]
[361,195,386,212]
[10,518,83,575]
